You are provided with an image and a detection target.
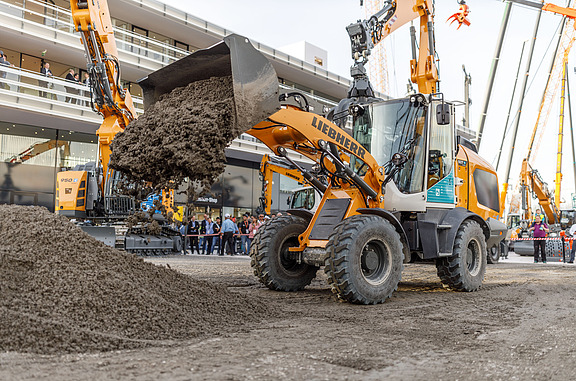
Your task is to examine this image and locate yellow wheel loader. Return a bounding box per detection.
[139,1,507,304]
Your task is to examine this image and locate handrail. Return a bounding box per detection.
[0,0,190,63]
[0,65,145,114]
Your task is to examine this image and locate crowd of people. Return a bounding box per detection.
[179,212,283,256]
[39,62,90,104]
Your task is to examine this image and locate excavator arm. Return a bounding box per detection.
[520,159,560,223]
[257,154,308,215]
[7,140,70,164]
[347,0,437,96]
[70,0,136,192]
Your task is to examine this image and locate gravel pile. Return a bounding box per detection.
[0,205,268,354]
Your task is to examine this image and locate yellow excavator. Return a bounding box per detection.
[140,0,506,304]
[256,153,326,215]
[55,0,181,254]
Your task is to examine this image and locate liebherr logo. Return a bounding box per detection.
[311,117,366,159]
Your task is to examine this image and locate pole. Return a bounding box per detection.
[556,62,567,211]
[496,41,527,170]
[477,1,512,147]
[463,65,471,129]
[501,7,543,211]
[526,5,571,162]
[567,64,576,194]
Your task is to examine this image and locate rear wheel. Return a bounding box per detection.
[250,215,318,291]
[324,215,404,305]
[436,220,486,291]
[487,244,500,264]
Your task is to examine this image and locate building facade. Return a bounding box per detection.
[0,0,476,219]
[0,0,353,218]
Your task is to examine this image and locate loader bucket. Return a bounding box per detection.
[139,34,280,133]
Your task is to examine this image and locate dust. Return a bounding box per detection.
[109,76,240,198]
[0,205,269,354]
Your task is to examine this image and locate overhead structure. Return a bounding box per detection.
[362,0,391,95]
[501,1,576,216]
[476,1,513,147]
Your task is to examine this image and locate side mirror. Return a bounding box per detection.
[436,103,450,125]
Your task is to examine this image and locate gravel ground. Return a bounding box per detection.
[2,254,576,380]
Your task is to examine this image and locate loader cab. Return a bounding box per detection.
[350,94,455,212]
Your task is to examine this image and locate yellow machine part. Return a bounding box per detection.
[455,145,501,221]
[56,171,88,214]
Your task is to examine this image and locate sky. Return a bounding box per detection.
[161,0,576,208]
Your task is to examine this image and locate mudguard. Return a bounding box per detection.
[356,208,411,262]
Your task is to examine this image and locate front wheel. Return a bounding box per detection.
[436,220,487,291]
[324,215,404,305]
[250,215,318,291]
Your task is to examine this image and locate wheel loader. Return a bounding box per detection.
[139,1,507,304]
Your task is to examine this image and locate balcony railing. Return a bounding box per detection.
[0,0,191,65]
[0,65,145,118]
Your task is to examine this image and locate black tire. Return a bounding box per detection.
[250,215,318,291]
[487,244,499,264]
[436,220,486,291]
[324,215,404,305]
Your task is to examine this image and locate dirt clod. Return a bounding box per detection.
[0,205,268,354]
[110,76,239,197]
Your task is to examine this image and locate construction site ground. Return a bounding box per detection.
[2,252,576,381]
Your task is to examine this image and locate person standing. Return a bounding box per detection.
[199,214,207,254]
[82,72,91,106]
[65,69,75,103]
[238,214,250,255]
[220,213,239,256]
[0,50,13,90]
[179,221,187,255]
[529,215,549,263]
[204,216,215,255]
[39,62,53,98]
[248,215,261,254]
[568,222,576,264]
[213,217,221,254]
[187,215,200,254]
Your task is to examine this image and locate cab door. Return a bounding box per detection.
[426,101,455,208]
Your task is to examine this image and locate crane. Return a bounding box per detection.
[500,1,576,218]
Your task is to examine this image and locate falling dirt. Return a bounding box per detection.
[109,76,239,198]
[0,205,269,354]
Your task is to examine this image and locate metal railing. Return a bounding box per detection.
[0,0,191,64]
[0,65,145,115]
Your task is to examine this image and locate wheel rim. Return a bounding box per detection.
[278,235,308,275]
[467,238,481,276]
[360,239,392,285]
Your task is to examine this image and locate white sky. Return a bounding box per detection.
[161,0,576,207]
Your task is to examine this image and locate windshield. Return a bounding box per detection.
[352,99,427,194]
[291,188,315,210]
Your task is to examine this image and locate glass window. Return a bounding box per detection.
[473,169,500,213]
[353,99,427,194]
[131,26,148,57]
